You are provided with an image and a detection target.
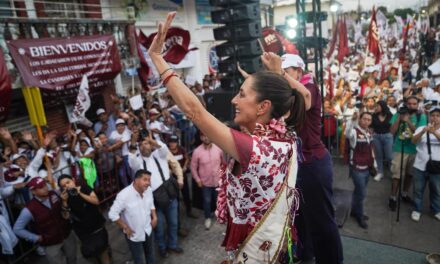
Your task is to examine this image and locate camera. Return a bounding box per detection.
[67,188,79,196]
[398,106,409,115]
[140,129,149,139]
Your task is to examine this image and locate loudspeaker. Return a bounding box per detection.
[204,89,236,122]
[216,39,262,58]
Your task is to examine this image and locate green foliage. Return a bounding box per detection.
[393,8,415,18]
[377,6,388,15]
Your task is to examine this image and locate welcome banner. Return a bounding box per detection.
[7,34,121,91]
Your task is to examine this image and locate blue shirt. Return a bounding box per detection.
[94,114,116,138]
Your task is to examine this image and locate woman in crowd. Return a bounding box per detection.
[410,107,440,222]
[371,100,394,181]
[148,12,308,263]
[323,99,338,151]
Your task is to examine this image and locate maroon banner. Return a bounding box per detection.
[0,49,12,122]
[7,34,121,91]
[337,17,349,63]
[367,6,381,64]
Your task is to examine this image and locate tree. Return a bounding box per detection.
[377,6,388,15]
[393,8,415,19]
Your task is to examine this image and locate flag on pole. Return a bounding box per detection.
[367,6,382,64]
[326,18,339,60]
[400,22,410,61]
[337,17,349,63]
[71,75,91,123]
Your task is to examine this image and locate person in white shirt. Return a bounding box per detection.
[108,169,157,264]
[109,119,132,186]
[410,107,440,222]
[128,134,183,258]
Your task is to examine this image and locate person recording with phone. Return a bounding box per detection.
[410,107,440,222]
[388,96,427,211]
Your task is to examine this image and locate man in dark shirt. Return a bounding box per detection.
[58,175,110,263]
[282,54,343,264]
[167,135,196,218]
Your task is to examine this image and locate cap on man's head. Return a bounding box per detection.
[11,153,27,162]
[96,108,106,116]
[430,106,440,114]
[281,54,305,70]
[27,177,46,190]
[168,135,179,143]
[149,108,160,115]
[115,119,126,125]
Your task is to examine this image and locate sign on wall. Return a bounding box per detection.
[134,0,185,23]
[195,0,214,25]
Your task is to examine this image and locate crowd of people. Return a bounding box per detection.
[0,10,439,264]
[0,63,224,262]
[321,18,440,228]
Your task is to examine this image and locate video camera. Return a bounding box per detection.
[397,106,410,115]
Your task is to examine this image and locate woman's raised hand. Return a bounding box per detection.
[261,52,283,75]
[148,12,176,57]
[237,62,249,79]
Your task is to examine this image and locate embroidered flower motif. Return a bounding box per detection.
[249,153,261,164]
[222,117,300,227]
[268,164,279,177]
[259,175,274,191]
[235,208,250,220]
[257,139,274,157]
[272,147,286,163]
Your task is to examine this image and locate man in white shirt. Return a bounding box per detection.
[421,78,440,102]
[109,119,132,186]
[128,135,183,258]
[108,169,157,264]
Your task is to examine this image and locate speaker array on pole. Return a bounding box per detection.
[210,0,263,91]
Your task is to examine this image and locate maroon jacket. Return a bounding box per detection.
[26,191,70,246]
[351,127,374,170]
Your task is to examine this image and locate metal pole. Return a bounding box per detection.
[396,126,405,222]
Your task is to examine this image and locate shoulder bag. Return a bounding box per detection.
[426,132,440,174]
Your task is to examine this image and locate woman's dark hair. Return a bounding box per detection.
[252,71,306,131]
[79,139,90,147]
[376,100,391,117]
[360,111,373,119]
[58,174,73,188]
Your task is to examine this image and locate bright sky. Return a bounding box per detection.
[338,0,426,12]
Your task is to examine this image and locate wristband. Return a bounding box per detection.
[159,68,172,78]
[163,73,179,86]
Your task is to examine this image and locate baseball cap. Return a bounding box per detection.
[168,135,179,142]
[115,119,125,125]
[430,106,440,114]
[96,108,106,116]
[149,108,160,115]
[11,153,27,162]
[281,54,305,70]
[27,177,47,190]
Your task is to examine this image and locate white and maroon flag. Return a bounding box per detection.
[71,74,91,123]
